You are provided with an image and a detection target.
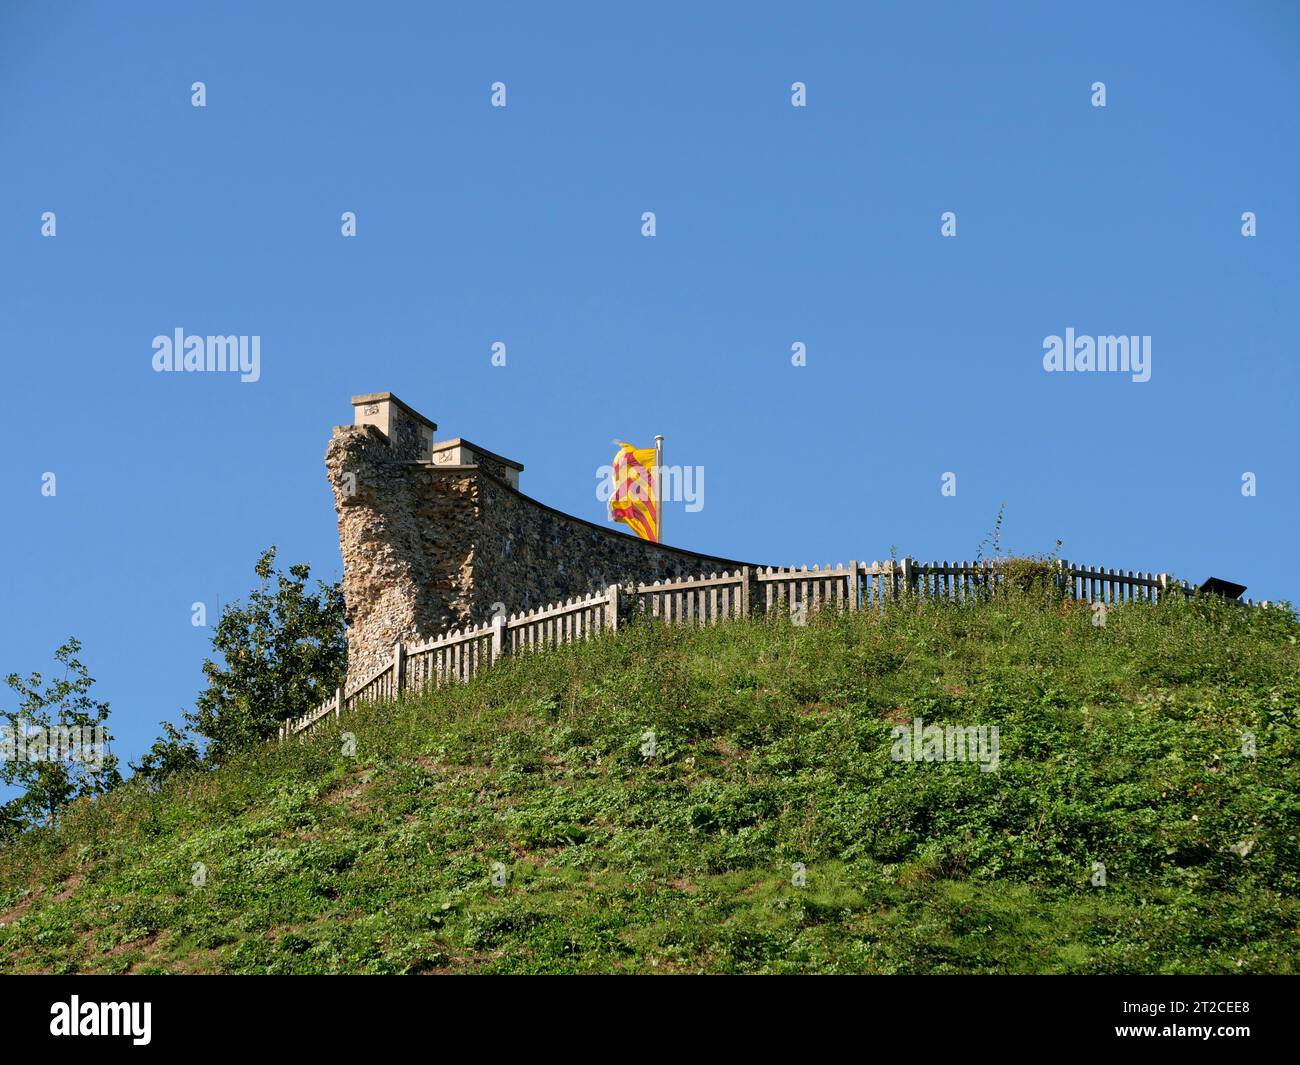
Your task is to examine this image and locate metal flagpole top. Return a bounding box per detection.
[653,436,664,543]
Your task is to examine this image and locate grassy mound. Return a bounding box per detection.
[2,591,1297,974]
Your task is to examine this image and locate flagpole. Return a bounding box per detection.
[654,434,664,543]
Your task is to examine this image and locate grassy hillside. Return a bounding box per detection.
[2,590,1298,974]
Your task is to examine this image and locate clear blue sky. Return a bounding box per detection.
[2,1,1297,771]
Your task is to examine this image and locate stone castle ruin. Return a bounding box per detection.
[327,392,747,683]
[302,390,1249,736]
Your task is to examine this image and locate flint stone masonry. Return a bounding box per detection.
[327,392,751,684]
[430,437,523,489]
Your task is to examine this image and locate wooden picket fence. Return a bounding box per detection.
[280,557,1269,738]
[281,587,618,738]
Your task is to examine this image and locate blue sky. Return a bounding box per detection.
[1,1,1297,770]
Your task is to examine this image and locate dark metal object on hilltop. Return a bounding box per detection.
[1197,577,1247,601]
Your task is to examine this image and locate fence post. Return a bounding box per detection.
[1157,573,1169,602]
[1057,559,1071,600]
[847,561,858,611]
[333,685,343,720]
[901,557,915,598]
[491,614,505,663]
[740,566,751,618]
[392,640,405,696]
[607,583,620,633]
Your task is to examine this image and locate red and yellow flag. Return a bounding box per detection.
[610,441,659,542]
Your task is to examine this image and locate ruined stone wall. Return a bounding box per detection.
[327,416,749,685]
[469,473,747,623]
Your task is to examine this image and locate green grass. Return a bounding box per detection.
[2,590,1298,974]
